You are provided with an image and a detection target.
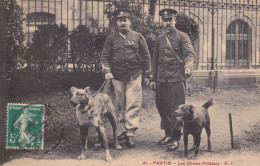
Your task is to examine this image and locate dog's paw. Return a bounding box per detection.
[105,155,113,162]
[77,154,86,160]
[115,144,122,150]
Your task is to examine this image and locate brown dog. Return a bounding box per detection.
[70,86,122,162]
[174,99,214,157]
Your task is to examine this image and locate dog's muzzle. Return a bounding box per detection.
[176,116,183,121]
[173,112,183,120]
[70,101,78,108]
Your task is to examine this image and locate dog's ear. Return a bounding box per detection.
[84,87,92,96]
[70,87,77,93]
[189,105,195,115]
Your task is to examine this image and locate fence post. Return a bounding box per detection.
[211,2,215,70]
[229,113,234,149]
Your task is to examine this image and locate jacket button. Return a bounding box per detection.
[165,49,168,51]
[125,48,127,50]
[126,55,128,56]
[126,62,128,65]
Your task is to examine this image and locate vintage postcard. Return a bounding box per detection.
[1,0,260,166]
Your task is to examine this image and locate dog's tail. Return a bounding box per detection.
[202,98,214,109]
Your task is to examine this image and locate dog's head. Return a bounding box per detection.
[70,86,92,109]
[174,104,195,121]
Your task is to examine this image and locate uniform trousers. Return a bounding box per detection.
[112,75,142,136]
[155,80,185,141]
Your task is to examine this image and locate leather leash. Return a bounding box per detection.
[92,79,108,97]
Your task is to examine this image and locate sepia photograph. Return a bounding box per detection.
[0,0,260,165]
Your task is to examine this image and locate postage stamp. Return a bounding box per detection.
[6,103,44,150]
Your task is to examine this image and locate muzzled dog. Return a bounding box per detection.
[174,99,214,157]
[70,86,122,162]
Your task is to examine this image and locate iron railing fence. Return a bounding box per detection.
[17,0,260,71]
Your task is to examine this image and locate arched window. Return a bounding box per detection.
[26,12,56,43]
[226,19,251,68]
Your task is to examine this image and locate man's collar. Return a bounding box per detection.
[166,27,176,33]
[119,28,131,34]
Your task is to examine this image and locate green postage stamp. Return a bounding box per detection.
[6,103,44,149]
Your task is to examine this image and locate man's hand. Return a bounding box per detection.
[144,78,150,86]
[105,73,114,80]
[185,68,192,79]
[149,81,156,91]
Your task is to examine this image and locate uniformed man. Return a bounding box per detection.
[101,9,151,148]
[150,9,196,151]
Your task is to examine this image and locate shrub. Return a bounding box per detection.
[24,24,68,73]
[0,0,25,99]
[9,68,104,97]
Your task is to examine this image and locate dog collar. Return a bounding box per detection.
[85,105,91,112]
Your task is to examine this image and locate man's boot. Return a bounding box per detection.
[158,135,173,145]
[158,130,173,145]
[167,140,179,151]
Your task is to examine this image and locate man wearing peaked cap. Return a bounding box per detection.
[150,8,196,152]
[101,8,151,148]
[113,8,132,19]
[159,8,178,18]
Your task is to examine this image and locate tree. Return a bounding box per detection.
[25,24,68,72]
[175,12,200,45]
[69,25,94,71]
[0,0,25,99]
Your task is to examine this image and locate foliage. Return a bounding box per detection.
[69,24,109,72]
[0,0,25,77]
[25,24,68,73]
[0,0,25,99]
[175,12,200,45]
[9,69,104,97]
[69,25,93,71]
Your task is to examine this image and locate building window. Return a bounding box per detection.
[226,19,251,68]
[26,12,56,43]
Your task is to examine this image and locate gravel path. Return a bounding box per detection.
[3,87,260,166]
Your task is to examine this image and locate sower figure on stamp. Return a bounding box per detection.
[101,9,151,148]
[14,109,37,145]
[149,9,196,151]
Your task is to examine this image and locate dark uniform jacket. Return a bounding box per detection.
[101,30,151,82]
[150,29,196,83]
